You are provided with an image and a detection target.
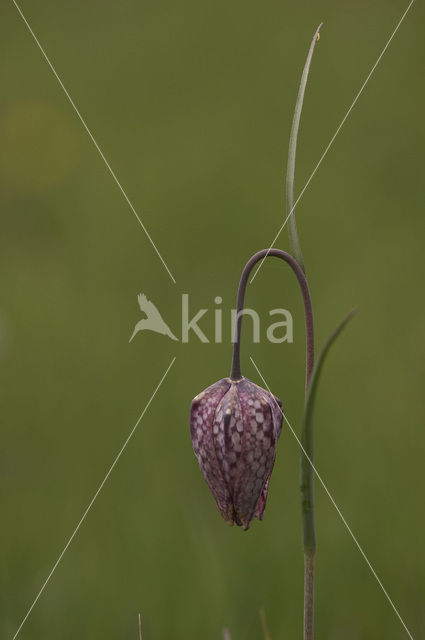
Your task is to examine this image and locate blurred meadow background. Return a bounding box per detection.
[1,0,425,637]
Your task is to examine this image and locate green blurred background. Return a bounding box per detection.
[1,0,424,637]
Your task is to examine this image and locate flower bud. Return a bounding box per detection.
[190,377,283,530]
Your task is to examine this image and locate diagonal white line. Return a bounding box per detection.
[11,356,176,640]
[250,356,414,640]
[11,0,177,285]
[250,0,414,284]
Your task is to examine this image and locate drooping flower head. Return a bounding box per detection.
[189,248,315,529]
[190,376,283,530]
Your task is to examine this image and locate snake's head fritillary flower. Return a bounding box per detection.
[190,377,283,530]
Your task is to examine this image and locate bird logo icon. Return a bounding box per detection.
[129,294,178,342]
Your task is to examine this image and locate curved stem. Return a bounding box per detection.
[230,248,316,640]
[230,249,314,391]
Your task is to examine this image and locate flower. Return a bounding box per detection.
[190,377,283,530]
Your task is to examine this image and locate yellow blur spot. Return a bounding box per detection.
[0,100,80,192]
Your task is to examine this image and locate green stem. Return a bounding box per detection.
[286,23,322,273]
[285,24,322,638]
[300,309,356,640]
[303,553,315,640]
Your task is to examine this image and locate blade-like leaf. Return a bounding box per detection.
[286,23,323,272]
[301,309,356,550]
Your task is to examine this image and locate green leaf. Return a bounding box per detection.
[286,24,322,273]
[300,308,356,551]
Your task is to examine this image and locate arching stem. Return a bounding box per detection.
[230,248,314,391]
[230,248,316,640]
